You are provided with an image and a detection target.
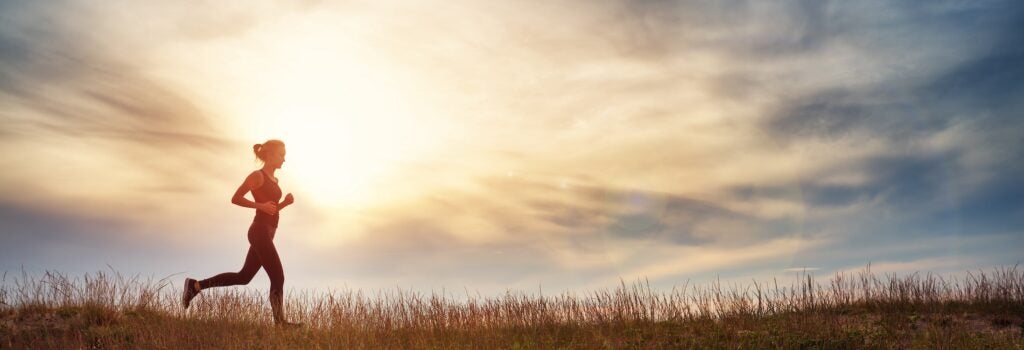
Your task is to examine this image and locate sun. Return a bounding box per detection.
[153,14,455,213]
[253,73,437,209]
[218,31,443,210]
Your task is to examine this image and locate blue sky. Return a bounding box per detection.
[1,0,1022,294]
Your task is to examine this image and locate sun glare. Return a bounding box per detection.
[218,21,444,210]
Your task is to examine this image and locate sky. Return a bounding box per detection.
[1,0,1022,295]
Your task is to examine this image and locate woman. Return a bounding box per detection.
[181,139,300,326]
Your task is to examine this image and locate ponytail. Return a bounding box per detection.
[253,144,263,161]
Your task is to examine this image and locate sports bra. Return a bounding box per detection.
[252,169,282,227]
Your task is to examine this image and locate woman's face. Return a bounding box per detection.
[266,147,286,169]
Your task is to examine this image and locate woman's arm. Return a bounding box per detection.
[232,171,277,215]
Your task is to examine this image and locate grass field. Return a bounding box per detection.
[1,265,1022,349]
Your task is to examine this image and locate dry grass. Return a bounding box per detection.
[1,264,1023,349]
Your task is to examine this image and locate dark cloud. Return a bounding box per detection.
[746,2,1024,242]
[731,151,959,211]
[766,2,1024,140]
[730,147,1024,242]
[307,176,805,286]
[481,176,799,245]
[920,6,1024,125]
[766,88,931,140]
[609,1,871,59]
[609,1,1020,60]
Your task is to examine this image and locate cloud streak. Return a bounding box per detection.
[1,0,1021,293]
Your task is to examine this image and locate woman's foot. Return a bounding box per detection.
[182,278,201,309]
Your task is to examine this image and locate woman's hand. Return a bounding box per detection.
[257,201,278,215]
[277,193,295,211]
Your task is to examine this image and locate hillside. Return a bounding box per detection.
[2,267,1022,349]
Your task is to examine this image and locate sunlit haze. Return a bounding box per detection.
[2,1,1022,294]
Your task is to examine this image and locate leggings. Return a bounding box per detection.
[198,221,285,321]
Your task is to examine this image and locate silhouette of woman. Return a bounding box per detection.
[182,139,300,327]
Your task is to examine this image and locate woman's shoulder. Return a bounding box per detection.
[247,169,265,187]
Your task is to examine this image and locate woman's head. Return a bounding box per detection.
[253,139,286,169]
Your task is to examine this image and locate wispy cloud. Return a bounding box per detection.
[1,0,1021,292]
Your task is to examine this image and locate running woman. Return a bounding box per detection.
[181,139,300,327]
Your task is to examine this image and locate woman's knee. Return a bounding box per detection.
[238,269,258,284]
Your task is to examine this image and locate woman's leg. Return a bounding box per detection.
[249,230,286,323]
[197,246,262,289]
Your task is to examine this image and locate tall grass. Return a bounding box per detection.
[2,265,1022,348]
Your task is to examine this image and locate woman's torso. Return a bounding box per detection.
[252,169,282,227]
